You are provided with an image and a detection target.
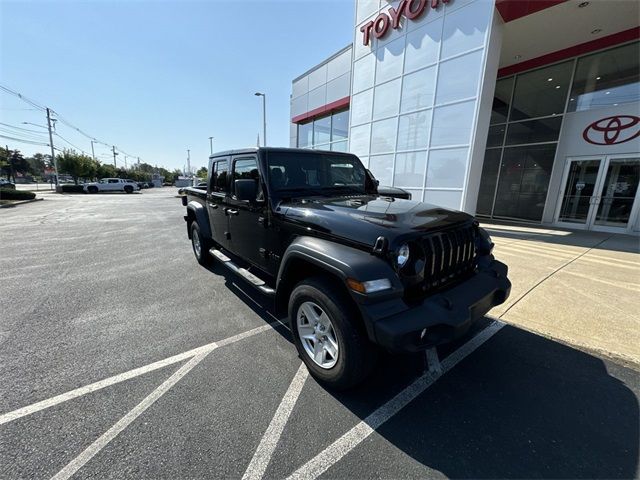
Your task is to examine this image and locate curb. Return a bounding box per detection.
[0,197,44,209]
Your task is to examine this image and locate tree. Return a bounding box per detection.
[0,149,29,182]
[96,162,117,179]
[196,166,208,179]
[26,153,48,178]
[0,147,9,180]
[57,149,97,184]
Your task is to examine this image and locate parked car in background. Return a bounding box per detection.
[0,179,16,189]
[83,178,140,194]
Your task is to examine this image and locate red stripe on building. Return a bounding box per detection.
[498,27,640,78]
[495,0,567,23]
[292,96,350,124]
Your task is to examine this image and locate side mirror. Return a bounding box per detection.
[235,179,257,202]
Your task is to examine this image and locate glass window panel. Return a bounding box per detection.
[487,124,506,148]
[431,100,475,147]
[313,116,331,145]
[441,0,490,59]
[394,151,427,187]
[297,122,313,148]
[505,116,562,145]
[397,110,431,151]
[351,89,374,126]
[424,189,462,210]
[370,117,397,154]
[331,110,349,142]
[510,61,572,121]
[357,0,379,24]
[373,78,401,120]
[404,189,424,202]
[491,77,513,124]
[375,36,405,85]
[476,148,501,215]
[426,147,468,188]
[594,158,640,227]
[435,50,482,104]
[401,66,436,113]
[349,123,372,158]
[568,42,640,112]
[369,154,394,186]
[493,144,556,221]
[353,54,376,94]
[405,18,442,73]
[331,140,348,152]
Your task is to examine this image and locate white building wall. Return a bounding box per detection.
[349,0,501,211]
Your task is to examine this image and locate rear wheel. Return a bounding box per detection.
[190,222,212,266]
[289,276,376,390]
[124,185,133,194]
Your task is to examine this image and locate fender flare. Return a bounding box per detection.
[186,201,212,239]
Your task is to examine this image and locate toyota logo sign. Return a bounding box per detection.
[582,115,640,145]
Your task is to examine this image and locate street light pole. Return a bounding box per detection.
[46,108,60,190]
[254,92,266,147]
[209,136,213,155]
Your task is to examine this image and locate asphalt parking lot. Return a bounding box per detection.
[1,188,638,479]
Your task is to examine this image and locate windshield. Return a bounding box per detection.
[266,151,367,196]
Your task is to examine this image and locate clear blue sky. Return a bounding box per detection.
[0,0,354,171]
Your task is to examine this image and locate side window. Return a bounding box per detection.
[232,157,262,199]
[211,160,229,193]
[108,179,119,184]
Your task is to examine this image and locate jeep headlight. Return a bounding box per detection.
[397,243,410,268]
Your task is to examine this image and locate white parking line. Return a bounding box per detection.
[0,324,274,426]
[51,351,211,480]
[242,363,309,480]
[287,320,505,480]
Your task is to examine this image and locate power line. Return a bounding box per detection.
[0,122,49,135]
[0,85,46,111]
[0,134,50,147]
[54,132,90,156]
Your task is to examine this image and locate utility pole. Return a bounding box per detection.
[187,149,191,176]
[209,136,213,155]
[112,146,118,167]
[46,108,60,190]
[254,92,267,146]
[90,140,96,160]
[124,155,128,169]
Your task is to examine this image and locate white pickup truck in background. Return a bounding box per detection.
[83,178,140,194]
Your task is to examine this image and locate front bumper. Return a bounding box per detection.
[367,260,510,352]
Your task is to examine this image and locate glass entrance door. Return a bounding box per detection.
[557,156,640,232]
[557,158,602,227]
[593,157,640,230]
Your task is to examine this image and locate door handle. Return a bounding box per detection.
[224,208,239,216]
[208,203,218,209]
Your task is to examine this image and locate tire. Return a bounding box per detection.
[289,276,376,390]
[190,222,212,266]
[88,186,98,194]
[124,186,133,194]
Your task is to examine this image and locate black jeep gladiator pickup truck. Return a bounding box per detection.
[182,147,510,389]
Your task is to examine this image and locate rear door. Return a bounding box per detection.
[207,157,231,249]
[226,154,271,271]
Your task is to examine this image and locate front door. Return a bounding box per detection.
[556,155,640,232]
[207,157,231,249]
[226,155,270,272]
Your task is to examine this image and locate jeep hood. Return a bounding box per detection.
[279,195,473,248]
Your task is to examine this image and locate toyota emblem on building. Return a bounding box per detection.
[582,115,640,145]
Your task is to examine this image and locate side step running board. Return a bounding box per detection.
[210,249,275,296]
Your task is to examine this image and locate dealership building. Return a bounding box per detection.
[289,0,640,234]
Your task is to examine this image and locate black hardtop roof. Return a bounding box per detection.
[208,147,357,161]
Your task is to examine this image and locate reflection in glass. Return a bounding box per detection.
[568,42,640,112]
[297,122,313,148]
[505,117,563,145]
[373,78,401,120]
[476,149,501,216]
[487,124,506,148]
[426,148,468,189]
[594,158,640,227]
[394,151,427,188]
[331,110,349,141]
[370,118,397,154]
[397,111,430,151]
[558,159,601,224]
[313,116,331,145]
[493,144,556,221]
[491,77,513,124]
[510,61,572,121]
[401,66,436,113]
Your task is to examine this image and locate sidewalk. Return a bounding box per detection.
[482,221,640,367]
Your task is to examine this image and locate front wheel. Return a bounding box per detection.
[124,186,133,194]
[87,186,98,194]
[289,277,376,390]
